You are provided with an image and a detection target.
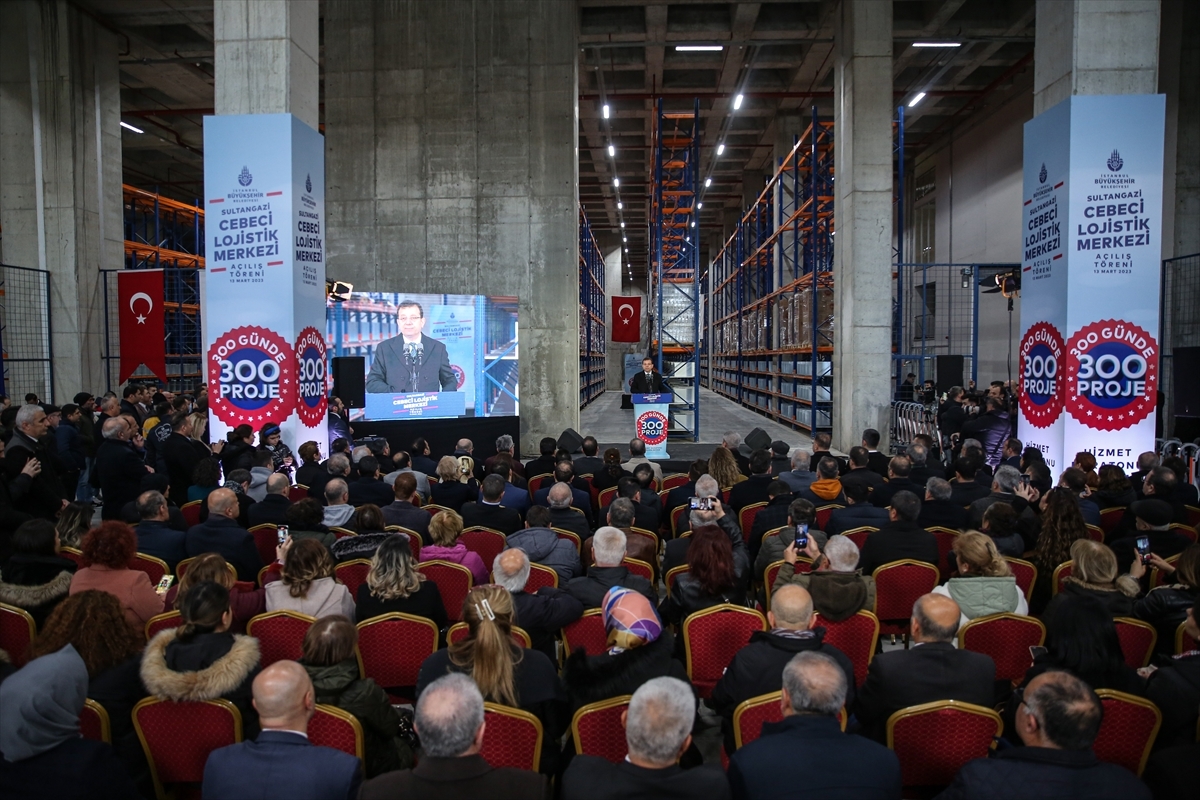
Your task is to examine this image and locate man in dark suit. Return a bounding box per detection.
[523,437,559,480]
[134,490,188,570]
[769,440,792,477]
[870,455,919,509]
[862,428,889,477]
[247,473,292,528]
[90,417,150,521]
[481,462,530,516]
[728,449,775,513]
[563,676,730,800]
[966,464,1025,530]
[1109,499,1195,568]
[907,442,935,487]
[939,670,1151,800]
[460,475,523,534]
[663,460,706,518]
[565,527,656,608]
[364,300,457,393]
[185,488,262,582]
[856,491,939,576]
[1000,437,1023,470]
[629,356,669,394]
[360,673,550,800]
[547,483,591,540]
[533,464,592,523]
[347,455,395,508]
[839,447,885,500]
[571,436,606,478]
[949,455,992,506]
[494,548,584,661]
[807,431,847,474]
[382,473,433,544]
[410,437,439,476]
[747,480,795,561]
[917,478,969,530]
[854,593,995,742]
[728,651,901,799]
[825,482,890,537]
[203,661,362,800]
[599,478,660,534]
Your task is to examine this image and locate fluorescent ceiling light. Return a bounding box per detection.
[716,143,725,156]
[620,221,625,228]
[617,202,623,209]
[675,45,724,52]
[613,177,620,187]
[697,202,703,209]
[690,221,695,228]
[908,92,926,108]
[705,177,712,187]
[120,121,144,134]
[608,144,615,157]
[733,93,744,110]
[602,103,610,118]
[912,42,961,48]
[623,237,627,242]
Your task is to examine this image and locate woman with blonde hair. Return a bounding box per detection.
[265,538,354,619]
[429,456,478,511]
[166,552,264,632]
[932,532,1028,626]
[1042,539,1139,626]
[415,585,565,773]
[355,534,447,628]
[418,509,488,585]
[707,446,746,491]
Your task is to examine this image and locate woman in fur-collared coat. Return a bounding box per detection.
[0,519,76,628]
[140,580,262,735]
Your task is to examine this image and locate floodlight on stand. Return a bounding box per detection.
[733,93,744,110]
[325,280,353,302]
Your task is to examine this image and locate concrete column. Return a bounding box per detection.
[324,0,579,452]
[213,0,319,130]
[1163,0,1199,258]
[831,0,893,452]
[1033,0,1161,116]
[0,0,122,400]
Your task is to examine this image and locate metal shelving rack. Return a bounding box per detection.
[579,205,606,409]
[651,99,701,440]
[708,107,834,434]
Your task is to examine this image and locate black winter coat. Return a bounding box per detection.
[1135,584,1200,656]
[563,630,689,712]
[0,553,75,628]
[95,438,147,520]
[935,746,1150,799]
[1145,651,1200,747]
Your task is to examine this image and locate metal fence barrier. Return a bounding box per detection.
[0,263,53,400]
[889,401,940,455]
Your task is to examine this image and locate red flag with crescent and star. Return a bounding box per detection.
[611,295,641,343]
[117,269,167,383]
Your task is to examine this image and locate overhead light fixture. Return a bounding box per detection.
[675,45,724,52]
[613,177,620,187]
[912,41,961,48]
[705,177,712,187]
[620,221,625,228]
[617,201,623,209]
[716,143,725,156]
[733,93,744,110]
[608,144,615,157]
[908,92,926,108]
[120,121,144,134]
[623,237,627,242]
[697,202,703,209]
[602,103,610,119]
[690,221,695,228]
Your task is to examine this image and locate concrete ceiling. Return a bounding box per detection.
[83,0,1036,281]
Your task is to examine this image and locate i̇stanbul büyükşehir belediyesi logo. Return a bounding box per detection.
[1038,163,1047,184]
[238,166,253,186]
[1107,150,1123,172]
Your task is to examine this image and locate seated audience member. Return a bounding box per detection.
[419,509,489,585]
[118,473,189,532]
[189,456,224,503]
[322,478,357,530]
[933,532,1028,625]
[0,643,138,799]
[1059,467,1102,527]
[307,452,349,502]
[917,477,969,531]
[857,491,939,576]
[773,535,875,621]
[747,480,795,559]
[507,506,581,581]
[621,437,663,485]
[203,660,362,799]
[1113,467,1189,539]
[54,501,92,548]
[728,652,901,800]
[806,430,839,473]
[663,460,706,516]
[799,456,848,507]
[1028,487,1091,611]
[836,447,882,500]
[1041,539,1139,627]
[484,460,531,516]
[854,593,995,742]
[769,440,792,478]
[1142,598,1200,749]
[430,456,479,512]
[712,585,855,755]
[949,455,992,506]
[907,442,935,486]
[382,451,431,502]
[69,521,163,632]
[266,538,355,619]
[728,449,775,513]
[247,473,292,528]
[754,497,825,583]
[0,519,76,628]
[415,585,566,774]
[871,456,918,509]
[966,464,1024,530]
[709,444,747,490]
[326,504,396,564]
[282,497,337,549]
[1163,455,1199,507]
[169,552,264,633]
[826,481,890,537]
[571,435,605,478]
[493,548,584,661]
[300,616,413,777]
[1110,498,1194,567]
[562,677,729,800]
[545,483,590,542]
[1131,543,1200,656]
[776,450,815,495]
[594,496,658,567]
[590,448,631,492]
[1093,463,1136,509]
[600,478,660,534]
[348,455,394,509]
[565,527,656,608]
[526,436,560,480]
[142,581,262,734]
[360,672,550,800]
[187,487,262,581]
[980,501,1027,558]
[459,474,523,535]
[663,523,749,625]
[381,473,433,544]
[563,586,687,713]
[941,670,1151,800]
[355,534,447,629]
[534,463,593,520]
[133,490,188,569]
[246,449,274,503]
[293,440,325,490]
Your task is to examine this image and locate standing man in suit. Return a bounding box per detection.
[854,593,995,742]
[203,660,362,800]
[862,429,890,477]
[365,300,457,394]
[629,357,669,394]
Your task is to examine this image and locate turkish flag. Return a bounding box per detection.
[118,269,167,383]
[611,296,641,343]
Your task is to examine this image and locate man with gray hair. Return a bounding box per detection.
[772,530,875,621]
[134,489,187,569]
[546,481,590,540]
[562,676,729,799]
[484,433,525,480]
[185,487,261,581]
[322,478,355,529]
[92,413,150,521]
[663,478,745,575]
[906,441,934,487]
[918,476,969,530]
[4,404,67,519]
[777,448,815,494]
[966,463,1025,530]
[360,672,549,799]
[728,652,900,799]
[566,526,655,607]
[493,548,583,661]
[306,451,350,500]
[248,472,293,528]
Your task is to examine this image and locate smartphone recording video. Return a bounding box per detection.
[689,496,713,511]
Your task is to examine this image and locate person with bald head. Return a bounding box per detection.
[247,472,293,528]
[854,593,996,742]
[711,584,856,755]
[201,661,362,800]
[493,547,583,661]
[185,487,262,581]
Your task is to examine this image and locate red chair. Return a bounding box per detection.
[1177,620,1199,655]
[527,474,552,497]
[129,553,169,586]
[552,527,582,555]
[926,527,958,581]
[80,698,111,743]
[1085,524,1105,542]
[249,524,281,566]
[289,485,309,502]
[571,696,630,762]
[357,613,439,704]
[461,527,507,569]
[665,565,689,596]
[1150,554,1180,588]
[763,559,812,609]
[562,609,607,657]
[1052,561,1074,595]
[1186,505,1200,529]
[175,557,236,582]
[622,557,654,583]
[734,690,783,750]
[447,622,531,648]
[145,611,184,640]
[815,504,843,530]
[330,526,356,540]
[887,701,1002,790]
[663,473,690,491]
[627,528,660,560]
[1113,617,1157,668]
[246,611,316,667]
[385,527,422,559]
[180,500,202,528]
[598,486,619,509]
[423,504,450,517]
[841,526,877,551]
[418,560,474,622]
[334,559,372,598]
[524,562,559,591]
[671,506,689,537]
[1169,523,1198,544]
[58,546,84,568]
[132,697,242,799]
[1004,557,1038,602]
[682,604,768,698]
[481,703,543,771]
[1099,507,1125,536]
[1093,690,1161,776]
[815,610,880,687]
[872,560,940,639]
[957,613,1046,685]
[738,502,768,544]
[0,603,36,668]
[309,705,364,759]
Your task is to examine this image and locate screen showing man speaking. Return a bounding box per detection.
[326,292,518,420]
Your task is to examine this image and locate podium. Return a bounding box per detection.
[631,393,670,459]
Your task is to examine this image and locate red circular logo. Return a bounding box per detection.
[207,326,296,427]
[1064,319,1158,431]
[294,327,328,426]
[636,410,669,446]
[1018,321,1065,428]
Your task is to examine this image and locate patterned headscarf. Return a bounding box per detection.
[602,586,662,654]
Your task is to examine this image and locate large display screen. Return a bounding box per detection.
[326,293,518,420]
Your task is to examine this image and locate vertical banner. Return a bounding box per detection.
[203,114,328,451]
[117,269,167,384]
[611,296,641,342]
[1019,95,1164,472]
